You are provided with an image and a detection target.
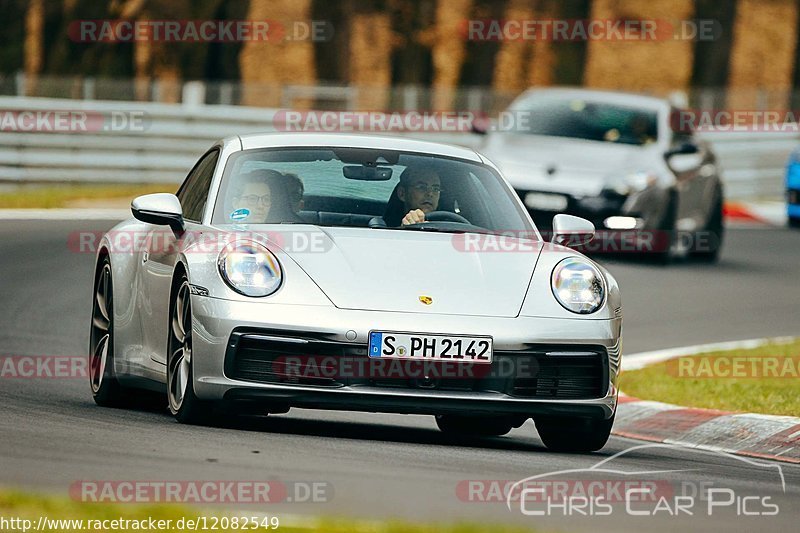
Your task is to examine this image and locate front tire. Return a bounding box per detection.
[789,216,800,229]
[168,275,213,424]
[692,187,724,263]
[435,415,515,437]
[90,257,127,406]
[535,414,614,452]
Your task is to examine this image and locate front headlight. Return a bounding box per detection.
[218,240,282,297]
[551,257,605,314]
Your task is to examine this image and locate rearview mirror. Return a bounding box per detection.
[131,193,184,234]
[552,214,595,246]
[342,165,393,181]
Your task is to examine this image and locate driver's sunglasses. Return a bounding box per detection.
[409,184,442,194]
[237,194,271,205]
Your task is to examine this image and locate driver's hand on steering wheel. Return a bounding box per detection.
[401,209,426,226]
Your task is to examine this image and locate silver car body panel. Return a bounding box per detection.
[98,133,622,420]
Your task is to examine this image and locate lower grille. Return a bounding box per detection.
[225,330,608,400]
[507,353,607,400]
[227,333,355,387]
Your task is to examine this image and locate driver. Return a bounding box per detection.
[394,167,442,226]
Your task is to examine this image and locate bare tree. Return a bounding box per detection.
[24,0,45,95]
[239,0,316,107]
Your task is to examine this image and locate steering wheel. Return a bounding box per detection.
[424,211,470,224]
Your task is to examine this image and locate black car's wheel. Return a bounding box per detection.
[435,415,515,437]
[692,187,724,263]
[90,257,127,406]
[534,414,614,452]
[649,192,678,265]
[168,274,213,424]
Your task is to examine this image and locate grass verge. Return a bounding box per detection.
[0,184,174,209]
[621,339,800,416]
[0,489,538,533]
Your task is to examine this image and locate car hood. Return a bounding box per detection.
[482,133,658,196]
[266,226,543,317]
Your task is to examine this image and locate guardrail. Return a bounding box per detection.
[0,96,795,199]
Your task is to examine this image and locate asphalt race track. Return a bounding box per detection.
[1,219,798,532]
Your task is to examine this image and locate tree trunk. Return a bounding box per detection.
[430,0,472,110]
[584,0,694,94]
[727,0,798,111]
[493,0,535,95]
[349,12,393,110]
[239,0,316,108]
[24,0,45,96]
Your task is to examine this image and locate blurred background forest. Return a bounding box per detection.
[2,0,800,111]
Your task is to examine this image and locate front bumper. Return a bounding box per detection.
[515,188,674,254]
[515,187,670,231]
[785,164,800,218]
[190,298,621,420]
[517,189,629,232]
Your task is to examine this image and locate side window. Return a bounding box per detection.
[177,149,219,222]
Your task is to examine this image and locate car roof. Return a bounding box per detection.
[235,132,483,162]
[513,87,671,112]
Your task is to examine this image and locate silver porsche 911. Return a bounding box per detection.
[89,133,622,452]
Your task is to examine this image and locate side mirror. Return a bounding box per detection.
[131,193,184,234]
[665,142,699,158]
[665,142,703,173]
[552,214,595,246]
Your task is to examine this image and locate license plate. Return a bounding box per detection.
[524,192,568,211]
[368,331,493,363]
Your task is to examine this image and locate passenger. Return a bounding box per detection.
[282,172,305,212]
[230,169,302,223]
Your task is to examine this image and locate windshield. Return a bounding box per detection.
[211,147,535,235]
[510,95,659,146]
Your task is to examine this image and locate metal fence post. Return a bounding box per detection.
[15,71,25,96]
[83,78,95,100]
